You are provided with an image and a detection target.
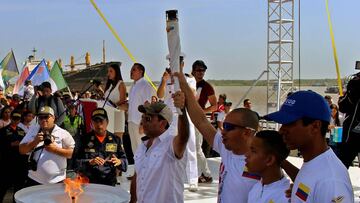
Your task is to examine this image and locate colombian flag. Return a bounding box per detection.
[296,182,310,201]
[242,166,261,180]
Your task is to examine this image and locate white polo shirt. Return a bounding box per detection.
[128,78,154,125]
[291,148,354,203]
[247,176,290,203]
[20,124,75,184]
[134,130,186,203]
[213,131,259,203]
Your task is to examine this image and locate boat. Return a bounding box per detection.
[324,86,339,94]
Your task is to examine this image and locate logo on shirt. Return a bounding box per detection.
[242,166,261,180]
[296,182,310,201]
[331,196,344,203]
[105,143,117,152]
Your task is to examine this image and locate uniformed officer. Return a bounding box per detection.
[0,110,28,202]
[76,108,127,186]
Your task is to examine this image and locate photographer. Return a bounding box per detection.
[338,71,360,168]
[19,106,75,186]
[29,81,66,125]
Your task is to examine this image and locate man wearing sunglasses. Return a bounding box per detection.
[174,72,260,203]
[19,106,75,186]
[129,101,190,203]
[191,59,217,183]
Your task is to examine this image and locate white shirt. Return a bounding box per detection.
[18,122,32,133]
[134,130,187,203]
[104,80,122,105]
[128,78,154,125]
[20,124,75,184]
[248,176,290,203]
[213,131,259,203]
[291,149,354,203]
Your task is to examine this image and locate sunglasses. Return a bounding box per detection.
[195,69,206,73]
[223,122,255,132]
[142,114,153,122]
[38,115,50,120]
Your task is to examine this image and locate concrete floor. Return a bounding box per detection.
[7,157,360,203]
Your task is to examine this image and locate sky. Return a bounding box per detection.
[1,0,360,82]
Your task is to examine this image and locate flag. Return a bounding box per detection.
[27,59,50,87]
[0,50,19,88]
[13,66,30,94]
[50,61,67,90]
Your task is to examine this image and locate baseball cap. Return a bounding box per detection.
[138,102,173,124]
[263,90,331,124]
[37,106,55,116]
[192,60,207,70]
[91,108,108,120]
[11,111,22,119]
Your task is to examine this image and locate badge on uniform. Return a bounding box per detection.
[91,136,95,141]
[108,136,113,141]
[85,148,96,153]
[18,131,25,136]
[88,142,94,148]
[105,143,117,152]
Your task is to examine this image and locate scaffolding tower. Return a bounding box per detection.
[267,0,295,118]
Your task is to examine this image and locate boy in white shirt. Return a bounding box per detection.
[246,130,290,203]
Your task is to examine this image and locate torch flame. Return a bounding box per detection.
[64,174,89,202]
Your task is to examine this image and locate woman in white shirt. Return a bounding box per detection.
[103,63,127,138]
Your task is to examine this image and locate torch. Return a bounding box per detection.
[166,9,182,115]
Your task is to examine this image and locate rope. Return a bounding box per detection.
[89,0,157,91]
[325,0,343,96]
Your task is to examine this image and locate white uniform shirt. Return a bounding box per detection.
[248,176,290,203]
[213,131,259,203]
[20,124,75,184]
[104,80,122,105]
[134,130,187,203]
[128,78,154,125]
[291,149,354,203]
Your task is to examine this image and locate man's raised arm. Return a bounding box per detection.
[174,72,217,147]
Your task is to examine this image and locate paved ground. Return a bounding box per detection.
[7,157,360,203]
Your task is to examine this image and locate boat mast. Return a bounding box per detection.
[102,40,106,63]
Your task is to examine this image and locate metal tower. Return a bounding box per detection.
[267,0,295,117]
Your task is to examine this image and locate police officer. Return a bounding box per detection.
[0,110,28,202]
[76,108,127,186]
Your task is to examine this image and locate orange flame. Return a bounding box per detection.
[64,174,89,202]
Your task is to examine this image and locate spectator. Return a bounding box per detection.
[29,82,66,125]
[19,106,75,186]
[191,60,216,183]
[0,111,28,202]
[0,105,12,129]
[76,108,127,186]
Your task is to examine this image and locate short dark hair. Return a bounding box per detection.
[192,60,207,71]
[219,94,227,101]
[302,117,329,136]
[41,81,52,89]
[243,99,250,106]
[255,130,290,165]
[134,63,145,77]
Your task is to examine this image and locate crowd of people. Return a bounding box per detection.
[0,55,358,203]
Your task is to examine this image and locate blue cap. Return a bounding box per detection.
[264,90,331,124]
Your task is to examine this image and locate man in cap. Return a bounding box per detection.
[173,72,260,203]
[129,101,190,203]
[75,108,127,186]
[19,106,75,186]
[263,90,354,202]
[157,53,199,191]
[29,81,66,125]
[0,110,28,202]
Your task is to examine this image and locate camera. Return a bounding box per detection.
[28,158,38,171]
[42,130,53,146]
